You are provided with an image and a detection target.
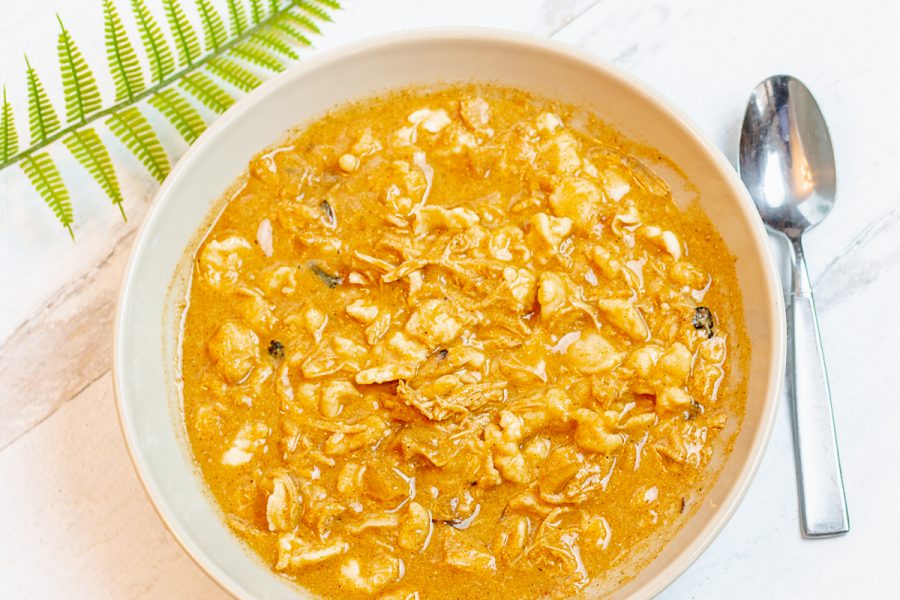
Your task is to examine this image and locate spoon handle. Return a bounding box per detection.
[788,236,849,537]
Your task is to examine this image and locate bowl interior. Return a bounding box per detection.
[115,30,784,600]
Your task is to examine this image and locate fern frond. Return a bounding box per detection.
[180,72,234,112]
[4,0,341,233]
[57,17,103,125]
[206,57,262,91]
[163,0,202,67]
[63,127,125,217]
[293,0,332,22]
[107,106,170,181]
[230,42,284,72]
[227,0,249,36]
[249,0,265,25]
[197,0,228,51]
[21,152,74,235]
[282,10,320,34]
[271,21,311,46]
[149,88,206,143]
[132,0,176,83]
[1,88,18,162]
[251,31,298,59]
[104,0,145,102]
[25,57,61,144]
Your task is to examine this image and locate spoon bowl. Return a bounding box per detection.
[740,75,837,239]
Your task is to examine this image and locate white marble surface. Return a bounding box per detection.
[2,0,898,598]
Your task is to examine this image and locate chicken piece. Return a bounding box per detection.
[266,471,301,531]
[491,515,531,562]
[537,272,568,320]
[340,556,404,593]
[207,321,259,383]
[324,415,390,456]
[530,212,573,252]
[405,299,462,345]
[641,225,682,260]
[657,342,692,384]
[408,107,452,133]
[346,299,379,323]
[364,460,409,502]
[549,177,602,230]
[502,267,537,312]
[565,331,624,374]
[442,529,497,573]
[398,501,432,552]
[460,97,491,131]
[233,288,278,334]
[198,235,251,288]
[656,386,693,413]
[221,421,269,466]
[275,533,348,570]
[572,409,625,454]
[597,299,650,341]
[413,205,480,234]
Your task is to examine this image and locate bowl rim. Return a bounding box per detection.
[114,26,786,600]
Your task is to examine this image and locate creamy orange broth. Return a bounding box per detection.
[181,85,748,599]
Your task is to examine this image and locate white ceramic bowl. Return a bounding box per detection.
[115,28,785,599]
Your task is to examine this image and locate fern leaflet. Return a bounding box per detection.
[249,0,265,25]
[107,106,170,181]
[57,17,103,125]
[163,0,202,67]
[22,152,74,236]
[227,0,249,36]
[1,87,18,162]
[180,72,234,112]
[63,127,125,217]
[104,0,145,101]
[251,31,299,59]
[197,0,228,51]
[230,42,284,72]
[206,57,262,91]
[25,58,61,144]
[132,0,176,83]
[293,1,332,22]
[149,88,206,143]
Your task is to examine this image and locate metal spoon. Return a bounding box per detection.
[739,75,849,537]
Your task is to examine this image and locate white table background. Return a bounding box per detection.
[1,0,898,598]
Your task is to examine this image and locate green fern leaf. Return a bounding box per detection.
[21,152,74,235]
[271,21,311,46]
[180,72,234,112]
[282,10,320,34]
[132,0,176,83]
[251,31,298,59]
[230,42,284,72]
[149,88,206,143]
[57,17,103,125]
[107,106,170,181]
[163,0,202,67]
[104,0,145,102]
[268,0,280,13]
[310,0,340,9]
[1,87,18,163]
[197,0,228,51]
[25,57,61,144]
[206,57,263,91]
[227,0,249,36]
[63,127,125,217]
[293,0,332,22]
[249,0,265,24]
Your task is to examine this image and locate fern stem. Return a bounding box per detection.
[1,2,320,171]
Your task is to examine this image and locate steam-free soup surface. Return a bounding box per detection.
[181,85,748,599]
